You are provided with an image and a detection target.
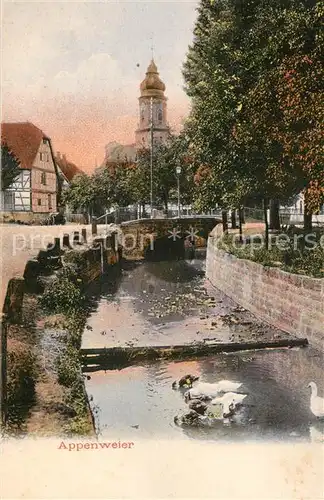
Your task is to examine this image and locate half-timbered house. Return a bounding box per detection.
[1,122,58,214]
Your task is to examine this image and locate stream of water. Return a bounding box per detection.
[82,254,324,443]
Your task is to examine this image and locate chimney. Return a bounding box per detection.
[56,151,61,159]
[63,154,67,163]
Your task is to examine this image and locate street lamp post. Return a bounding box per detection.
[150,96,154,218]
[176,165,181,218]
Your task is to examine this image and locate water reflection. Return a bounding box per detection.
[83,258,323,443]
[82,257,231,348]
[85,348,324,443]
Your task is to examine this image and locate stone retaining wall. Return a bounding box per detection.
[3,230,121,323]
[206,236,324,351]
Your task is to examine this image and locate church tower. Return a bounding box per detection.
[135,59,170,149]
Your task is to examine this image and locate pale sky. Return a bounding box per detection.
[2,1,198,170]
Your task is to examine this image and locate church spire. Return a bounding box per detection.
[135,57,170,149]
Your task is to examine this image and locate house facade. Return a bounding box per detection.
[54,152,89,222]
[103,141,137,165]
[1,122,58,215]
[55,152,84,184]
[281,192,324,225]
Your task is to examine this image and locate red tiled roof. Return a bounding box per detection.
[1,122,50,169]
[55,155,84,181]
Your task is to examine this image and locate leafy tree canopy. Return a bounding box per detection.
[1,143,21,190]
[183,0,323,216]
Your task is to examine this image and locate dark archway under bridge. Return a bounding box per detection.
[119,217,222,260]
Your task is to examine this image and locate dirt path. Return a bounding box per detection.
[0,223,109,308]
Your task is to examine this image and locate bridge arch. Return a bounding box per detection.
[120,217,221,260]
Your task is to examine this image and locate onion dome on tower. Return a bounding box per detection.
[140,60,166,98]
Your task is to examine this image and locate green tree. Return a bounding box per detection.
[153,140,180,211]
[183,0,262,213]
[126,138,190,212]
[129,135,196,212]
[94,163,133,210]
[62,173,95,214]
[183,0,323,235]
[126,150,151,210]
[63,162,134,216]
[1,143,21,190]
[236,0,324,229]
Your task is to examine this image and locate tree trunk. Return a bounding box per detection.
[222,210,228,234]
[164,196,168,215]
[304,193,313,231]
[231,210,237,229]
[238,208,244,243]
[240,207,245,224]
[303,212,312,231]
[269,199,280,230]
[263,198,269,249]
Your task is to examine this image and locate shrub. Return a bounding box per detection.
[63,380,92,435]
[40,278,84,314]
[288,245,324,277]
[56,264,83,288]
[7,342,38,427]
[67,416,92,435]
[218,232,324,278]
[62,311,87,349]
[63,250,88,272]
[56,345,80,387]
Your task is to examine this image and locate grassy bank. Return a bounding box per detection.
[38,253,96,435]
[5,250,98,436]
[5,298,39,432]
[218,229,324,278]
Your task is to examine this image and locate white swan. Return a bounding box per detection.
[184,380,243,402]
[211,392,247,417]
[308,382,324,419]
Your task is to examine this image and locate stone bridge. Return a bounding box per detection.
[120,217,221,260]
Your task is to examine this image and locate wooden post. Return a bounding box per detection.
[54,237,61,254]
[231,210,237,229]
[37,249,49,268]
[303,211,312,231]
[3,278,25,324]
[73,231,81,245]
[63,233,71,248]
[0,315,8,426]
[47,237,61,256]
[23,258,41,292]
[221,210,228,234]
[81,228,87,244]
[93,238,105,273]
[91,218,98,236]
[111,231,117,251]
